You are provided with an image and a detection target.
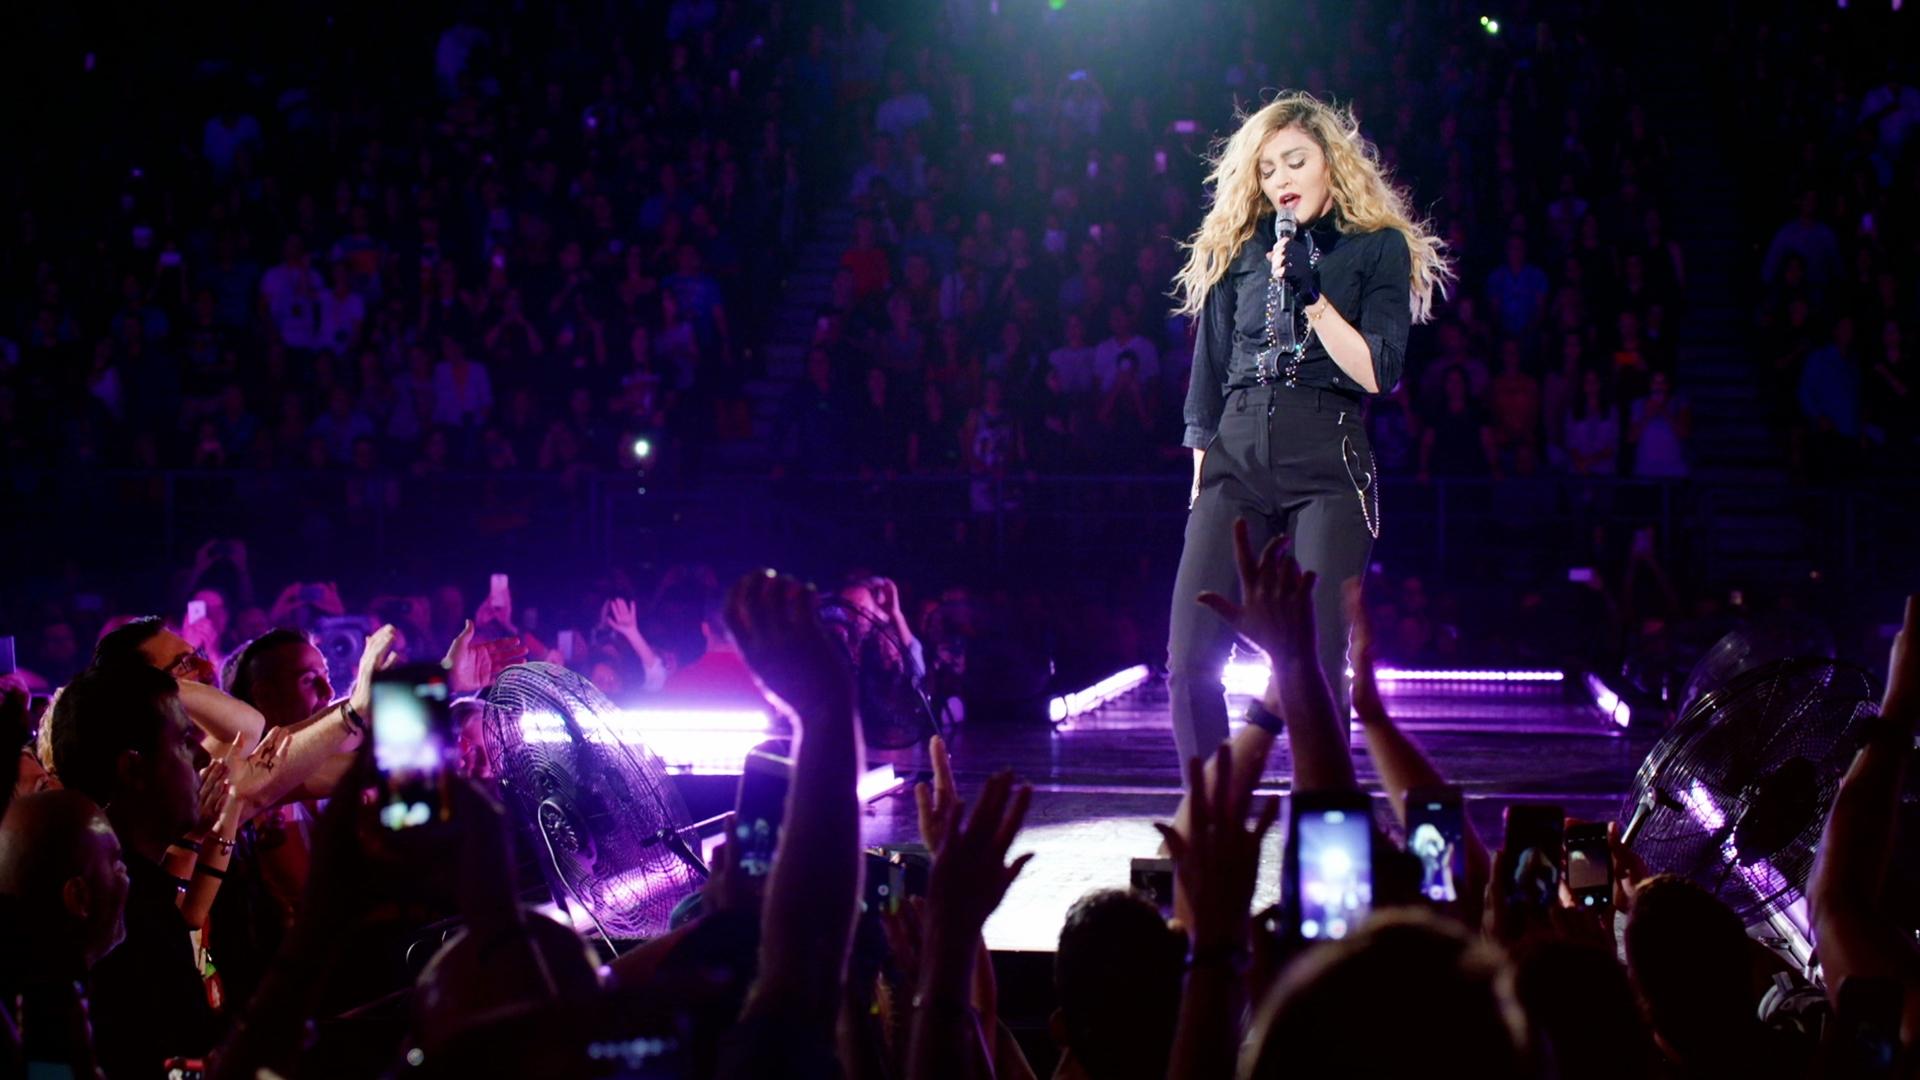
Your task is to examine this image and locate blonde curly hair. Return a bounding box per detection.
[1170,91,1453,324]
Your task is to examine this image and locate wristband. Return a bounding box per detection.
[172,837,204,854]
[212,836,236,857]
[195,864,228,881]
[1245,700,1285,736]
[342,700,368,737]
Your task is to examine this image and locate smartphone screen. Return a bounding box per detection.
[734,750,792,878]
[186,600,208,625]
[1565,823,1612,909]
[489,573,511,610]
[1404,786,1465,903]
[1294,801,1373,941]
[863,848,908,916]
[1503,803,1565,909]
[372,666,453,830]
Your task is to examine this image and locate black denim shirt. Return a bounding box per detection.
[1181,213,1413,449]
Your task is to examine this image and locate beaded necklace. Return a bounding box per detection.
[1252,232,1323,387]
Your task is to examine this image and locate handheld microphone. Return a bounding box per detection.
[1274,207,1299,348]
[1275,205,1299,246]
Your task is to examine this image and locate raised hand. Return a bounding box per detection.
[914,734,958,851]
[869,578,897,616]
[605,597,641,635]
[348,624,400,716]
[724,569,853,721]
[923,770,1034,942]
[443,618,527,693]
[1608,820,1650,914]
[221,725,291,816]
[1154,743,1279,951]
[1195,517,1319,668]
[194,757,234,835]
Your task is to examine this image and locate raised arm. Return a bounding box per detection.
[1343,581,1489,924]
[1809,595,1920,1040]
[176,680,266,755]
[1195,520,1357,793]
[909,769,1033,1080]
[229,625,397,810]
[1170,519,1357,850]
[1159,743,1278,1080]
[725,571,863,1029]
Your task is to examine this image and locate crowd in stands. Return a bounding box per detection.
[0,0,1709,492]
[1742,6,1920,480]
[1,0,808,485]
[769,0,1699,485]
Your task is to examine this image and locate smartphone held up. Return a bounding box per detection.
[1285,790,1374,942]
[372,664,456,831]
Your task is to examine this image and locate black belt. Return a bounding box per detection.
[1224,381,1363,409]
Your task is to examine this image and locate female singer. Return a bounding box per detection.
[1165,92,1452,769]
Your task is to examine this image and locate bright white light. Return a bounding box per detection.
[857,764,901,802]
[1680,781,1727,831]
[1222,659,1563,694]
[1677,781,1798,911]
[632,438,653,459]
[514,709,902,791]
[520,707,775,774]
[1585,674,1633,727]
[1049,664,1151,724]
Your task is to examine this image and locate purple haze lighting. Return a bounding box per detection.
[1678,781,1799,912]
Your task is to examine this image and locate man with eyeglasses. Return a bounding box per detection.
[90,616,263,754]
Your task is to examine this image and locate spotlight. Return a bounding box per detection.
[622,432,659,474]
[1479,15,1501,33]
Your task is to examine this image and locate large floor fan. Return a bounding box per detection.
[481,662,706,944]
[1619,654,1881,964]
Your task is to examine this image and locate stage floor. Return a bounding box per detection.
[857,676,1657,951]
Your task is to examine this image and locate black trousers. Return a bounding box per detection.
[1167,383,1376,771]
